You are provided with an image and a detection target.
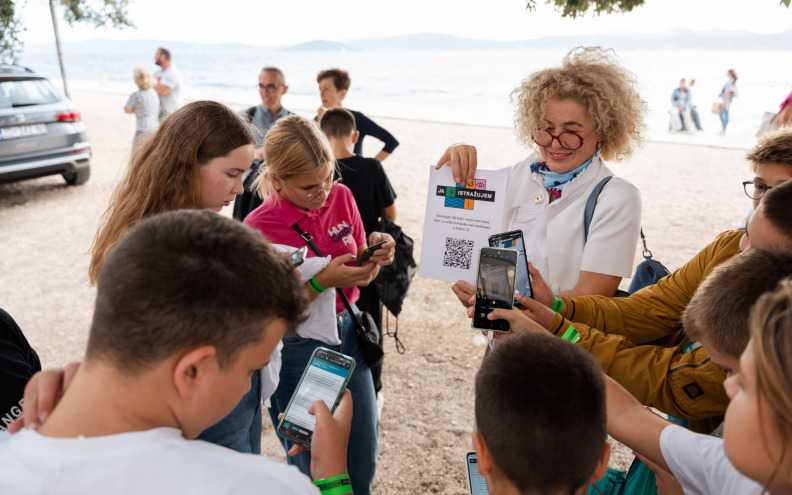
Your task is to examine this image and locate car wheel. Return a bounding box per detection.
[63,166,90,186]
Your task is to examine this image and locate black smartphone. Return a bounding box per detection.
[357,240,387,266]
[466,451,489,495]
[488,230,533,300]
[472,247,518,332]
[276,347,355,448]
[289,246,308,267]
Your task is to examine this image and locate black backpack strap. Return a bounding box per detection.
[583,176,613,243]
[290,224,360,324]
[245,106,257,123]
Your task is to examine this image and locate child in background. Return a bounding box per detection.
[319,107,397,400]
[123,68,159,146]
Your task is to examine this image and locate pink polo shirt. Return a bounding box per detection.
[245,183,366,313]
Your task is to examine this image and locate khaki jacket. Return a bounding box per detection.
[552,231,743,431]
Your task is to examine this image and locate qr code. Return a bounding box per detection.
[443,237,474,269]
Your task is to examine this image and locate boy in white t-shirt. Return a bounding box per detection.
[0,210,352,495]
[605,248,792,495]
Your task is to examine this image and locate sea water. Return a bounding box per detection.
[19,46,792,149]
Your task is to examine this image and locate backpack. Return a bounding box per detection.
[372,216,417,353]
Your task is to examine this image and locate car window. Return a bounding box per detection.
[0,78,61,109]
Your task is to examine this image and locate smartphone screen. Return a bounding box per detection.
[289,246,307,267]
[488,230,532,299]
[277,348,355,447]
[472,247,518,331]
[466,451,489,495]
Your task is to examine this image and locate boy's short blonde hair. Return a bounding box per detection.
[746,127,792,173]
[134,68,154,90]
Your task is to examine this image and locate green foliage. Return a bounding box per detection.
[0,0,134,64]
[525,0,646,17]
[526,0,791,16]
[0,0,24,64]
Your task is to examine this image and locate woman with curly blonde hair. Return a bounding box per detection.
[438,46,647,302]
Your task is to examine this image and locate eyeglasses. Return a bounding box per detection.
[532,129,586,151]
[281,177,339,203]
[258,83,284,93]
[743,180,773,200]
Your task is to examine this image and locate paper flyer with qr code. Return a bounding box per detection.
[419,165,508,284]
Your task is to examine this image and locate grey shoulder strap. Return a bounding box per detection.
[583,176,613,243]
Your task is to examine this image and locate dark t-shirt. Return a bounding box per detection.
[349,110,399,156]
[335,155,397,236]
[0,308,41,430]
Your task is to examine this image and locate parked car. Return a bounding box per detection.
[0,65,91,186]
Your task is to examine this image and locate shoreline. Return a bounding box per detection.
[66,86,757,151]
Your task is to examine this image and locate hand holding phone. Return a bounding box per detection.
[277,348,355,449]
[357,240,387,266]
[289,246,308,267]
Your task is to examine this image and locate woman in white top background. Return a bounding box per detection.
[438,47,646,302]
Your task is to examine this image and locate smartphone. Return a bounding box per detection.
[466,451,489,495]
[289,246,308,267]
[472,247,518,332]
[277,348,355,448]
[357,240,387,266]
[488,230,533,301]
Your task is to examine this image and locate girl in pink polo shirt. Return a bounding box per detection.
[244,115,394,495]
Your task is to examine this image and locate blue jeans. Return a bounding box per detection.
[268,309,378,495]
[196,370,262,454]
[720,107,729,130]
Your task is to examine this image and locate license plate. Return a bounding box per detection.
[0,123,47,140]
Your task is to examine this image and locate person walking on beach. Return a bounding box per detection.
[688,79,702,130]
[719,69,738,132]
[153,48,183,119]
[316,68,399,162]
[670,78,693,132]
[233,66,294,221]
[123,68,159,147]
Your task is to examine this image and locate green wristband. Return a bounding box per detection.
[313,474,352,495]
[561,324,580,344]
[308,277,326,294]
[551,295,563,313]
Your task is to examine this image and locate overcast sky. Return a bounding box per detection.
[18,0,792,48]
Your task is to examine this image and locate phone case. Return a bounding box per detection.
[276,347,356,448]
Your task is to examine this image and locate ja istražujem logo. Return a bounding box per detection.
[436,179,496,210]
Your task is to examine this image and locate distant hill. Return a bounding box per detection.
[24,29,792,54]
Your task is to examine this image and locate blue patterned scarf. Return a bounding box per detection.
[530,153,596,202]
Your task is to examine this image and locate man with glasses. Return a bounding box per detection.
[233,67,294,221]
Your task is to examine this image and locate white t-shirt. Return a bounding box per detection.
[0,428,318,494]
[153,65,183,114]
[660,424,763,495]
[502,154,642,293]
[260,245,340,407]
[125,88,159,132]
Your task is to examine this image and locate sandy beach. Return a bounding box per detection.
[0,89,753,494]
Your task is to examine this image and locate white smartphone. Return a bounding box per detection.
[466,451,489,495]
